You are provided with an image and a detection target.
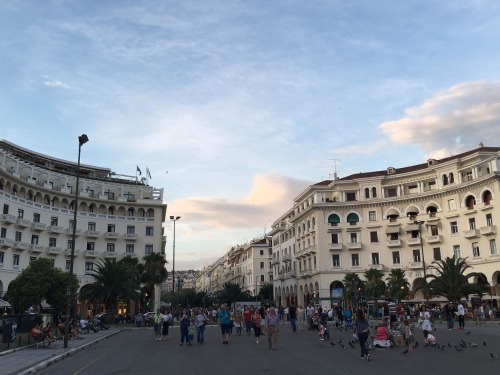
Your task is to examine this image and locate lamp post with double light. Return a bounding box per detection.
[64,134,89,348]
[415,220,429,304]
[170,216,181,293]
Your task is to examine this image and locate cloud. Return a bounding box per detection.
[379,81,500,157]
[169,173,312,230]
[42,75,70,89]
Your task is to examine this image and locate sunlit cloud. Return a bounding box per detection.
[42,76,70,89]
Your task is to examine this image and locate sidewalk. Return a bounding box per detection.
[0,327,123,375]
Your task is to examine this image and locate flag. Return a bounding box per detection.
[136,166,142,175]
[146,166,152,179]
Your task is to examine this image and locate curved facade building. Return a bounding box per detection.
[0,140,167,312]
[270,144,500,308]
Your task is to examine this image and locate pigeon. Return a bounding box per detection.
[433,327,437,331]
[490,353,498,359]
[340,343,347,350]
[460,343,467,349]
[337,339,342,344]
[401,349,409,354]
[349,341,355,349]
[330,341,336,346]
[465,331,471,335]
[455,346,463,352]
[471,343,478,348]
[483,341,487,347]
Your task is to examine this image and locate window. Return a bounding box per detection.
[328,214,340,226]
[469,218,476,230]
[260,262,264,269]
[347,213,359,225]
[450,221,459,234]
[486,214,493,226]
[351,254,359,266]
[126,244,134,253]
[88,222,96,231]
[392,251,401,264]
[372,187,377,198]
[371,253,379,265]
[29,256,37,263]
[107,224,115,233]
[260,250,264,256]
[464,171,473,181]
[49,237,57,247]
[107,243,115,252]
[33,213,40,223]
[365,188,370,198]
[66,260,71,271]
[146,226,154,236]
[490,239,497,255]
[472,242,480,257]
[145,244,153,254]
[350,233,358,243]
[369,211,376,221]
[370,231,379,243]
[31,235,38,245]
[0,227,6,238]
[15,231,22,241]
[448,199,456,211]
[260,275,264,282]
[433,247,441,261]
[87,242,95,251]
[449,173,454,183]
[51,217,58,226]
[332,254,340,267]
[442,174,448,186]
[127,226,135,234]
[3,204,9,214]
[390,233,399,240]
[453,245,461,259]
[67,240,73,249]
[17,209,24,218]
[108,207,114,215]
[0,251,4,264]
[346,192,356,201]
[412,250,421,262]
[69,220,75,230]
[331,233,339,244]
[13,254,20,266]
[127,208,134,217]
[430,225,438,236]
[85,262,94,273]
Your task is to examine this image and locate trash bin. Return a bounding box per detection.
[2,318,17,343]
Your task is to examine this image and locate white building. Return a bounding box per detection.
[0,139,167,314]
[270,144,500,308]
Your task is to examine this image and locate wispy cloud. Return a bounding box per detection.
[42,75,69,89]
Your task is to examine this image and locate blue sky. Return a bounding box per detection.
[2,1,500,270]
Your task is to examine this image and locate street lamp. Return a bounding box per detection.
[170,216,181,292]
[64,134,89,348]
[415,220,429,304]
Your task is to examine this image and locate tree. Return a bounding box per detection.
[363,268,386,299]
[425,256,488,302]
[79,259,141,315]
[141,252,168,307]
[258,283,274,303]
[342,273,364,308]
[219,282,252,306]
[385,268,410,302]
[5,258,78,314]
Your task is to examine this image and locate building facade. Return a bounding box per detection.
[0,140,167,313]
[270,144,500,309]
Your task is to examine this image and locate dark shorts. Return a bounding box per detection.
[154,323,162,333]
[220,323,231,334]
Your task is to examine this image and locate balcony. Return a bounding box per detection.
[329,243,343,251]
[85,230,101,238]
[84,250,99,258]
[0,238,15,248]
[369,264,386,271]
[480,225,497,236]
[105,232,120,240]
[123,252,137,258]
[327,224,342,233]
[47,246,62,255]
[14,241,29,251]
[47,225,64,234]
[29,244,46,254]
[410,261,424,269]
[286,270,297,278]
[387,239,402,248]
[1,214,17,225]
[31,222,47,231]
[426,235,442,244]
[65,228,83,236]
[64,248,81,256]
[124,233,138,241]
[15,218,30,228]
[406,238,421,246]
[464,229,480,239]
[104,251,118,258]
[283,254,292,262]
[347,242,362,250]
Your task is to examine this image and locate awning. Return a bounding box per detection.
[385,227,400,234]
[0,299,11,308]
[405,224,420,232]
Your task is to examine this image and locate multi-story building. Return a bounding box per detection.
[270,144,500,309]
[0,139,167,314]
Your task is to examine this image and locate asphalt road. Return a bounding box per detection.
[34,321,500,375]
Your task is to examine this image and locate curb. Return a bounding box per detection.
[16,329,123,375]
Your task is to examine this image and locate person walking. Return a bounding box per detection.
[243,306,253,335]
[195,308,207,344]
[162,308,173,338]
[179,308,190,346]
[135,312,143,327]
[297,306,304,330]
[153,309,164,341]
[218,304,231,344]
[288,303,297,334]
[353,309,371,361]
[265,306,281,351]
[419,305,432,331]
[457,302,465,330]
[252,308,262,344]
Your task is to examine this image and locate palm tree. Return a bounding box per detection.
[342,272,364,308]
[425,255,488,302]
[219,282,252,305]
[80,259,141,315]
[363,268,386,313]
[386,268,410,302]
[141,252,168,307]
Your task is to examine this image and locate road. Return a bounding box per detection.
[35,321,500,375]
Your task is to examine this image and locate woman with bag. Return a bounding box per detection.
[353,309,371,361]
[252,308,262,344]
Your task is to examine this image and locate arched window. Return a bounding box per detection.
[327,214,340,226]
[307,220,311,231]
[312,217,316,227]
[483,190,492,205]
[127,208,134,217]
[108,206,115,215]
[365,188,370,198]
[449,173,454,184]
[347,213,359,225]
[466,195,476,209]
[372,187,377,198]
[442,174,448,186]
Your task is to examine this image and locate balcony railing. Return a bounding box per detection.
[15,218,30,228]
[1,214,17,225]
[0,238,15,248]
[47,225,64,234]
[426,235,442,244]
[328,243,343,251]
[31,222,47,231]
[48,246,62,255]
[387,239,402,247]
[347,242,362,250]
[14,241,29,251]
[65,228,82,236]
[64,248,81,256]
[480,225,497,236]
[464,229,480,238]
[105,232,120,239]
[406,238,421,246]
[29,244,45,254]
[124,233,138,240]
[85,230,101,238]
[84,250,99,257]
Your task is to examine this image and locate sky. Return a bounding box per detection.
[2,1,500,271]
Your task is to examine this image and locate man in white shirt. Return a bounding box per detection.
[80,317,98,333]
[457,303,465,330]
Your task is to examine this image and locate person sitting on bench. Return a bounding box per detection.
[93,315,109,330]
[80,317,98,333]
[31,323,52,347]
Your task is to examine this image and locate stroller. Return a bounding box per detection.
[344,309,353,329]
[310,314,320,330]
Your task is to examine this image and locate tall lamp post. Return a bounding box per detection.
[415,220,429,304]
[170,216,181,293]
[64,134,89,348]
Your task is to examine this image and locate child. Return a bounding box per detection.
[319,324,325,340]
[404,319,413,352]
[423,329,436,346]
[187,319,196,346]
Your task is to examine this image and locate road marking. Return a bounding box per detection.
[72,350,110,375]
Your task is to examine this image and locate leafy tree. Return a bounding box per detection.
[425,255,488,302]
[385,268,410,302]
[363,268,386,299]
[5,258,78,314]
[258,283,273,303]
[219,282,252,306]
[141,252,168,307]
[79,259,141,315]
[342,272,364,308]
